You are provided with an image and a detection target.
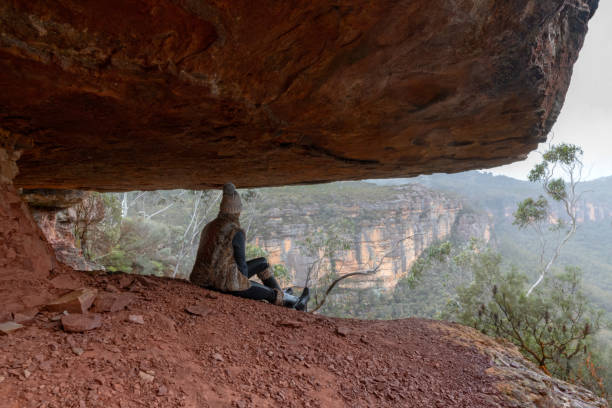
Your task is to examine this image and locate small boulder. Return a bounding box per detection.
[127,315,144,325]
[93,293,136,313]
[0,321,24,335]
[61,313,102,333]
[12,308,39,324]
[45,288,97,314]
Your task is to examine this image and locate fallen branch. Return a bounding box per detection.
[309,233,423,313]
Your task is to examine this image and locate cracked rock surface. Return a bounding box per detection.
[0,0,599,190]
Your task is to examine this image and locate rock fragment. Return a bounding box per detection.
[335,326,351,337]
[157,385,168,396]
[93,293,136,313]
[61,313,102,333]
[50,311,68,321]
[184,305,211,317]
[118,275,134,289]
[71,347,84,356]
[49,274,82,290]
[12,308,39,324]
[127,315,144,325]
[45,288,97,314]
[278,319,302,328]
[0,321,24,335]
[138,371,154,382]
[212,353,224,362]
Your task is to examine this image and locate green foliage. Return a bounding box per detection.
[246,244,268,259]
[445,244,605,393]
[273,264,290,285]
[405,241,452,288]
[513,196,548,229]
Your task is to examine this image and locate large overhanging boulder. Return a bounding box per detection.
[0,0,598,191]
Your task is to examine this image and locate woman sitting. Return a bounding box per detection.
[190,183,309,310]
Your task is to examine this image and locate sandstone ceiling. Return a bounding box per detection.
[0,0,598,191]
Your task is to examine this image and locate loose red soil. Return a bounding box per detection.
[0,270,506,408]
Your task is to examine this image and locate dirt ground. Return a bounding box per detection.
[0,269,508,408]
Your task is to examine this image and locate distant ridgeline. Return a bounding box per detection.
[249,182,492,290]
[373,171,612,313]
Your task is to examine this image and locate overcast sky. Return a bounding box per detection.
[489,1,612,181]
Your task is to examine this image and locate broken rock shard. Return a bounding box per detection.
[0,0,599,190]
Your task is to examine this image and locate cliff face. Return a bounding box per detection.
[0,147,55,316]
[0,0,599,190]
[21,189,104,272]
[252,184,491,289]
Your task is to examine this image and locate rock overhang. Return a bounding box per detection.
[0,0,599,191]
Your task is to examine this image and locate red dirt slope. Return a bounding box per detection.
[0,269,603,408]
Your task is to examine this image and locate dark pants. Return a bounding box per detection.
[245,257,269,278]
[228,257,278,303]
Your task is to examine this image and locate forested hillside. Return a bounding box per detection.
[386,172,612,314]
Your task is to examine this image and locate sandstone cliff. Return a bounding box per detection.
[251,183,491,289]
[0,0,599,190]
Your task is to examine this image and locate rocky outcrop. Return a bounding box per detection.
[0,145,55,315]
[433,321,608,408]
[0,0,599,190]
[252,183,491,289]
[22,189,104,272]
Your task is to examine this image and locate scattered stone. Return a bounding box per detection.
[0,321,24,335]
[0,375,5,383]
[184,304,211,317]
[50,311,69,321]
[12,308,39,324]
[205,292,218,300]
[49,274,82,290]
[71,347,84,356]
[118,275,134,289]
[105,283,120,293]
[45,288,97,314]
[157,385,168,396]
[61,313,102,333]
[23,369,31,379]
[335,326,351,337]
[93,293,136,313]
[212,353,224,362]
[128,315,144,325]
[138,371,154,382]
[278,319,302,328]
[128,281,145,293]
[39,360,52,371]
[136,276,159,288]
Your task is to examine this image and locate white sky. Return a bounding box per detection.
[490,1,612,180]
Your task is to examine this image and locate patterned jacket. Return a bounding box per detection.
[189,214,251,292]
